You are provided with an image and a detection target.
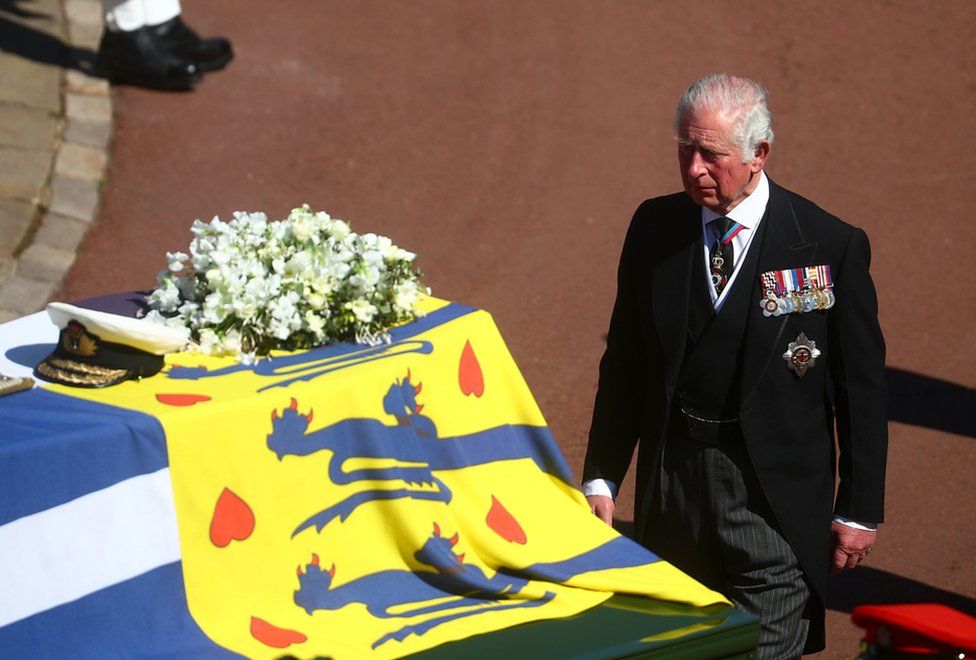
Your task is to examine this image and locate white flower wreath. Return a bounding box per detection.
[144,205,428,362]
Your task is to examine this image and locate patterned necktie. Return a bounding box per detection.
[709,216,741,296]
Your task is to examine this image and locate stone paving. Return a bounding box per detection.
[0,0,111,322]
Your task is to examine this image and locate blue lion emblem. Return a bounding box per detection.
[294,523,554,649]
[378,368,437,439]
[293,526,659,649]
[266,370,573,536]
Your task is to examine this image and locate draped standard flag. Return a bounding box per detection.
[0,300,726,658]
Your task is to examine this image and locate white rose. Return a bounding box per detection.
[232,297,256,319]
[284,252,311,279]
[375,235,394,258]
[210,249,231,266]
[346,299,377,323]
[331,219,351,240]
[177,300,200,321]
[150,277,182,312]
[304,310,326,337]
[362,248,384,268]
[166,251,189,273]
[393,282,419,311]
[219,329,244,355]
[292,218,312,242]
[329,262,351,281]
[307,293,325,310]
[270,318,293,340]
[197,328,221,354]
[309,275,334,296]
[393,247,416,262]
[335,244,354,263]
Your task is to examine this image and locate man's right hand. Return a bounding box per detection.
[587,495,615,526]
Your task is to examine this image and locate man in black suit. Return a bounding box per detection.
[583,74,887,657]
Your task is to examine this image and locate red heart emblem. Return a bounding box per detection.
[486,495,526,544]
[458,340,484,397]
[156,393,212,406]
[250,616,307,648]
[209,488,255,547]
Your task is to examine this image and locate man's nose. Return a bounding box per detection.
[687,151,706,177]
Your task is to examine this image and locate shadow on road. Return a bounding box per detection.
[828,565,976,615]
[0,0,46,19]
[886,367,976,438]
[0,1,97,74]
[609,519,976,619]
[596,334,972,440]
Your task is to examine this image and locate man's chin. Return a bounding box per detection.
[688,189,721,210]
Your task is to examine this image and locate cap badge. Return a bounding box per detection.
[62,321,99,357]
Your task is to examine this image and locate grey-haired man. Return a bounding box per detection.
[583,73,887,657]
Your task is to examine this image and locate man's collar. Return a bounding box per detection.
[700,170,769,229]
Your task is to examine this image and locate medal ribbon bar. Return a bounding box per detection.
[759,264,835,317]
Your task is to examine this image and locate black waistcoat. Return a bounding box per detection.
[675,213,769,423]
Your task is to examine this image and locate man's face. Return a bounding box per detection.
[677,107,769,214]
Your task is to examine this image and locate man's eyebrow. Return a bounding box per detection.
[675,136,728,154]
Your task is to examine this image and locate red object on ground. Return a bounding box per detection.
[852,604,976,655]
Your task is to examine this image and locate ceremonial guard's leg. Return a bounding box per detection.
[144,5,233,73]
[98,0,232,90]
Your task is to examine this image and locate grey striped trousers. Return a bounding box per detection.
[644,439,810,659]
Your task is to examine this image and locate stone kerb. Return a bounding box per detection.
[0,0,111,323]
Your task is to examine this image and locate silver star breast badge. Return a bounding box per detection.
[783,332,821,377]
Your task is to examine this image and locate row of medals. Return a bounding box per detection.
[760,287,835,317]
[711,252,836,317]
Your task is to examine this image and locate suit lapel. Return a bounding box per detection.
[651,196,701,390]
[686,249,715,344]
[739,179,819,409]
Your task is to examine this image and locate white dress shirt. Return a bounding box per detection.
[701,171,768,312]
[583,171,874,531]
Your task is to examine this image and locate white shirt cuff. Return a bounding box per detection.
[833,515,877,531]
[583,478,618,499]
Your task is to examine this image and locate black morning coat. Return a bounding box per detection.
[583,178,888,652]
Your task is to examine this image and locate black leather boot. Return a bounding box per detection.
[148,16,234,72]
[97,27,202,90]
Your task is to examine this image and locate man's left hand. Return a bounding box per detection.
[829,520,876,575]
[587,495,615,526]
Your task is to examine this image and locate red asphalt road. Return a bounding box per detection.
[56,1,976,656]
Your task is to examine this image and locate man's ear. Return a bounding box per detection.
[751,141,771,173]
